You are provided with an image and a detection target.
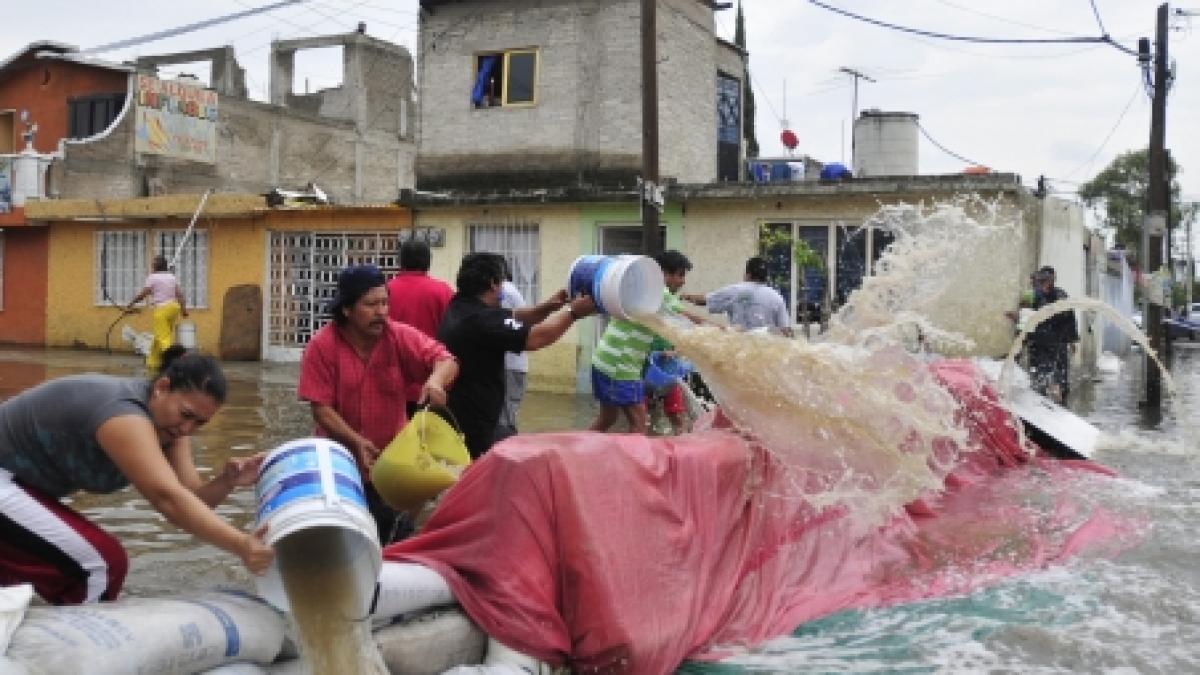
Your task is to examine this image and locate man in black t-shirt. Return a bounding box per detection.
[439,253,596,458]
[1026,266,1079,404]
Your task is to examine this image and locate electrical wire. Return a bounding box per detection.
[916,123,980,167]
[1061,82,1144,180]
[807,0,1138,55]
[83,0,311,54]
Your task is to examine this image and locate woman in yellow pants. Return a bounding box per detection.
[126,255,188,371]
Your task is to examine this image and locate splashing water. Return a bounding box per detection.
[639,198,1054,531]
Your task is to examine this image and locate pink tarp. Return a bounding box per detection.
[384,360,1137,674]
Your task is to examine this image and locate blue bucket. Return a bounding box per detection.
[567,254,663,319]
[644,351,693,389]
[254,438,381,612]
[568,255,613,314]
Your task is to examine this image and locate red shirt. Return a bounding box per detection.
[387,271,454,338]
[298,319,454,454]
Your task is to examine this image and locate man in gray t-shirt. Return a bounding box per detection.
[683,256,793,337]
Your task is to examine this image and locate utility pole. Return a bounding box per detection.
[838,67,875,163]
[1141,3,1170,407]
[640,0,663,256]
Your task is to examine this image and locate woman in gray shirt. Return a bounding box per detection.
[0,348,273,604]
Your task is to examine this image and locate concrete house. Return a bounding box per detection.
[0,42,131,345]
[0,33,423,352]
[415,0,748,189]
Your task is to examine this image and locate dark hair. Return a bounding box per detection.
[328,265,386,325]
[399,239,431,271]
[495,255,513,282]
[654,249,693,275]
[456,252,504,297]
[745,256,768,282]
[152,255,169,273]
[156,347,227,404]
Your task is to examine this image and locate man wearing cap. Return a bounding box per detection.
[298,264,460,543]
[1026,266,1078,404]
[439,253,596,458]
[682,256,793,337]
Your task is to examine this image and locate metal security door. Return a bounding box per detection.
[266,231,402,360]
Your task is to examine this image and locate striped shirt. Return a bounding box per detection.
[592,290,678,381]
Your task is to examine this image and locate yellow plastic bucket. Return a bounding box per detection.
[370,409,472,511]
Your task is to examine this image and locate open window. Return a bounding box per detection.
[472,49,538,108]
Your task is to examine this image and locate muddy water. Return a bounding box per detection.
[0,346,595,598]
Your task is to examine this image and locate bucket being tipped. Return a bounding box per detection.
[254,438,381,613]
[567,254,664,319]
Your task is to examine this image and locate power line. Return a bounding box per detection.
[807,0,1137,55]
[916,122,980,167]
[83,0,310,54]
[930,0,1076,36]
[1088,0,1110,37]
[1061,82,1144,180]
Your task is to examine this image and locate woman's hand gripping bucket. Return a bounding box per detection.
[370,407,472,513]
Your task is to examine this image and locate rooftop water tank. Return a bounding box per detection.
[852,110,918,177]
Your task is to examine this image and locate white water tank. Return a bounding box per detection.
[853,110,919,177]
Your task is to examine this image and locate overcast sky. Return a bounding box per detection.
[3,0,1200,209]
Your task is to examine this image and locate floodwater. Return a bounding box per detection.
[0,346,598,599]
[2,338,1198,672]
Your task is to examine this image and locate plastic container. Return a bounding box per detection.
[643,351,693,390]
[254,438,380,612]
[175,320,197,349]
[371,409,472,511]
[567,254,664,319]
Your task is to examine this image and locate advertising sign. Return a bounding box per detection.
[134,74,218,163]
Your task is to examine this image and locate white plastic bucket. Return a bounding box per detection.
[175,320,197,349]
[567,254,664,319]
[254,438,381,613]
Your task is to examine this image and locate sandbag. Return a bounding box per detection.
[372,562,455,625]
[0,583,32,654]
[374,607,486,674]
[6,591,287,674]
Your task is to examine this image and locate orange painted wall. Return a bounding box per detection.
[0,226,48,344]
[0,55,128,152]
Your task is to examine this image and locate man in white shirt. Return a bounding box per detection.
[683,256,793,337]
[495,256,530,442]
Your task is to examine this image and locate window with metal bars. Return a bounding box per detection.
[154,230,209,309]
[94,231,147,306]
[467,222,540,302]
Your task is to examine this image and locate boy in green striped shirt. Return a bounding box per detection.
[588,250,693,433]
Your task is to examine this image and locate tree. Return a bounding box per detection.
[735,0,759,158]
[1078,148,1181,258]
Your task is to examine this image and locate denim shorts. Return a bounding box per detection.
[591,368,644,406]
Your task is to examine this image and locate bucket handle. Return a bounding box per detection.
[414,404,466,447]
[317,442,340,508]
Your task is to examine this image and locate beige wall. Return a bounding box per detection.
[415,203,586,393]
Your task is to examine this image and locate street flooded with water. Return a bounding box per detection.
[2,341,1198,672]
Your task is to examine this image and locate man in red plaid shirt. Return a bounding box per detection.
[298,264,459,543]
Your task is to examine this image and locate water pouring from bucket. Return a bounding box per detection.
[255,438,387,672]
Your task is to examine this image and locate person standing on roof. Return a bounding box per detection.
[126,255,187,372]
[387,239,456,417]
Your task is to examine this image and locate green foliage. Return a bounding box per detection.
[1078,148,1182,256]
[758,226,824,271]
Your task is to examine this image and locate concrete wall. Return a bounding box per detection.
[416,0,723,190]
[53,95,414,204]
[0,227,48,345]
[413,202,589,393]
[42,207,411,354]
